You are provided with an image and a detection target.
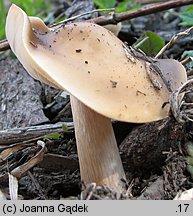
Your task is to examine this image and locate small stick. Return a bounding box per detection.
[51,8,115,27]
[155,26,193,58]
[27,171,47,199]
[133,36,149,49]
[180,57,193,66]
[136,0,168,4]
[92,0,193,25]
[0,40,10,52]
[2,0,193,52]
[170,79,193,123]
[48,11,65,26]
[0,122,74,146]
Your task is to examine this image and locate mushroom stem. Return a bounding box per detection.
[70,95,126,193]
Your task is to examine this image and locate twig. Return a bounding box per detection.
[85,183,97,200]
[155,27,193,58]
[2,0,193,52]
[51,8,115,27]
[133,36,149,49]
[91,0,193,25]
[136,0,168,4]
[0,122,74,145]
[27,171,47,199]
[170,79,193,123]
[180,57,193,66]
[48,11,65,26]
[0,40,10,52]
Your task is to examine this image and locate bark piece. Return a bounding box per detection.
[0,122,73,146]
[0,57,48,130]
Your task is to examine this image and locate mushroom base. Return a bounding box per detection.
[70,95,126,193]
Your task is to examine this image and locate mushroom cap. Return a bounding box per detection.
[6,5,187,123]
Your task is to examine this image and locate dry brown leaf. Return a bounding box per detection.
[0,140,47,181]
[10,140,47,178]
[0,143,34,161]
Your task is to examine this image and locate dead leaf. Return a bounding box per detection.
[0,140,47,181]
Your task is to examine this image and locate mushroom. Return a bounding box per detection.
[6,5,187,193]
[104,22,122,36]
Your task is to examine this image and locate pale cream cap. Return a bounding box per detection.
[6,5,187,123]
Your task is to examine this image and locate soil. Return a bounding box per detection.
[1,0,193,200]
